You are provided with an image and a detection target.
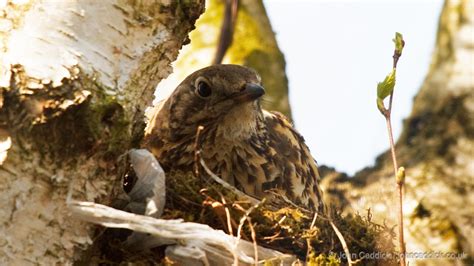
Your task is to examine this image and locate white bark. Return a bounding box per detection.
[0,0,203,264]
[69,200,297,265]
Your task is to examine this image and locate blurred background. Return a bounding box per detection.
[154,0,473,264]
[264,0,443,175]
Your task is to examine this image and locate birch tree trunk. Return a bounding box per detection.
[0,0,204,264]
[323,0,473,264]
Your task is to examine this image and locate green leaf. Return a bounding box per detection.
[377,69,396,100]
[393,32,405,55]
[377,97,386,114]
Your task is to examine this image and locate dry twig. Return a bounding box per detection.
[200,157,260,205]
[329,219,362,265]
[194,125,205,177]
[305,212,319,260]
[234,200,264,266]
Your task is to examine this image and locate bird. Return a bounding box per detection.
[144,64,325,212]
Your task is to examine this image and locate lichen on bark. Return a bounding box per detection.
[0,0,204,264]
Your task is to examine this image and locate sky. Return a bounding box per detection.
[263,0,444,175]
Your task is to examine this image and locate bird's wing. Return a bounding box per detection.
[261,110,324,211]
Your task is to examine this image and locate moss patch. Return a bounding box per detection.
[97,169,398,265]
[1,70,133,164]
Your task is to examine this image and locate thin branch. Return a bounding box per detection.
[329,220,362,266]
[194,125,205,177]
[306,212,319,260]
[247,217,258,266]
[385,117,398,175]
[221,194,235,236]
[234,200,264,266]
[200,157,260,205]
[384,114,405,266]
[310,212,319,230]
[266,190,311,214]
[382,34,406,266]
[213,0,239,65]
[387,89,395,114]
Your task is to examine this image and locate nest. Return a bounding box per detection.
[70,149,397,265]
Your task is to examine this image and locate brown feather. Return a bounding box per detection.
[144,64,325,211]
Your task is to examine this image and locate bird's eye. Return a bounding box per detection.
[196,81,212,98]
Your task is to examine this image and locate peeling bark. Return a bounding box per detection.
[0,0,204,264]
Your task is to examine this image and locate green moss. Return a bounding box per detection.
[160,170,397,265]
[85,93,130,159]
[1,70,132,163]
[307,252,341,266]
[92,162,397,265]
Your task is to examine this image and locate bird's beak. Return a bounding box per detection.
[233,83,265,103]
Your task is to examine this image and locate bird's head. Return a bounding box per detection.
[158,64,265,139]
